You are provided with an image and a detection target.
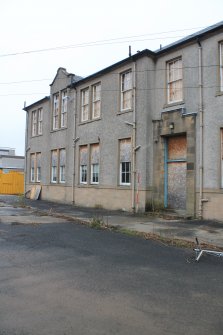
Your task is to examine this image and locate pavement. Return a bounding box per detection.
[0,195,223,248]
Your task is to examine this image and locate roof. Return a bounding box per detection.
[72,21,223,86]
[23,96,50,111]
[155,20,223,54]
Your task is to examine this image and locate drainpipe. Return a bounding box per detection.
[72,88,78,205]
[24,103,28,196]
[198,40,204,218]
[132,61,137,212]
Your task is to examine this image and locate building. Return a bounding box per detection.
[24,21,223,220]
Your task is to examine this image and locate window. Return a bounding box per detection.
[121,70,132,111]
[32,111,37,136]
[30,152,41,182]
[52,90,69,130]
[53,94,59,130]
[220,43,223,91]
[91,144,100,184]
[51,150,58,183]
[167,58,183,103]
[51,149,66,183]
[61,91,68,128]
[81,88,89,122]
[36,153,41,182]
[92,83,101,119]
[59,149,66,183]
[80,146,88,184]
[80,83,101,122]
[30,154,35,182]
[119,138,131,185]
[221,129,223,187]
[37,108,43,135]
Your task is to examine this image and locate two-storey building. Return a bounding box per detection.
[24,21,223,220]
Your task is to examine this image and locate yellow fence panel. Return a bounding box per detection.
[0,170,24,195]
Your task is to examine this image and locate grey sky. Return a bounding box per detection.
[1,0,223,155]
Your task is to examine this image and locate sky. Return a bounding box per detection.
[1,0,223,156]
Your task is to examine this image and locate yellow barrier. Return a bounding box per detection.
[0,170,24,195]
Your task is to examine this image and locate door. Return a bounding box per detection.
[164,136,187,210]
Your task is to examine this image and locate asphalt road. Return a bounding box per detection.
[0,207,222,334]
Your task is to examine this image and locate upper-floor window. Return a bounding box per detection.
[61,91,68,128]
[52,90,68,130]
[32,108,43,136]
[80,83,101,122]
[53,93,59,130]
[121,70,132,111]
[92,83,101,119]
[81,88,89,122]
[167,58,183,104]
[219,42,223,91]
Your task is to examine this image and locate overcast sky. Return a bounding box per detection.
[1,0,223,156]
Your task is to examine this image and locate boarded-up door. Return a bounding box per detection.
[164,136,187,210]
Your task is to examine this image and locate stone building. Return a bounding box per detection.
[24,21,223,220]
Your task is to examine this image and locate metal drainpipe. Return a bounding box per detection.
[24,105,28,196]
[72,88,77,204]
[198,40,204,218]
[132,61,137,212]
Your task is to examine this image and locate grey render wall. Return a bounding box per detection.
[24,24,223,218]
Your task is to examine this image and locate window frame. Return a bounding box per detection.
[53,93,60,130]
[30,152,41,183]
[31,110,37,136]
[51,150,58,183]
[81,88,89,122]
[219,42,223,92]
[120,70,132,111]
[61,90,68,128]
[119,138,131,186]
[92,83,101,119]
[91,163,99,184]
[59,148,66,183]
[167,57,183,104]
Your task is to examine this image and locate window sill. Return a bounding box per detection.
[117,109,133,115]
[163,101,185,109]
[79,117,101,125]
[50,127,67,133]
[31,134,43,138]
[215,91,223,97]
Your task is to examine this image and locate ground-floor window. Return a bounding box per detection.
[119,138,131,185]
[30,152,41,183]
[51,148,66,183]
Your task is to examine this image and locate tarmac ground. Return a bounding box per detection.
[0,195,223,249]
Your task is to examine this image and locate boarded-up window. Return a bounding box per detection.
[121,70,132,110]
[167,58,182,103]
[80,146,88,183]
[91,144,100,184]
[120,138,131,185]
